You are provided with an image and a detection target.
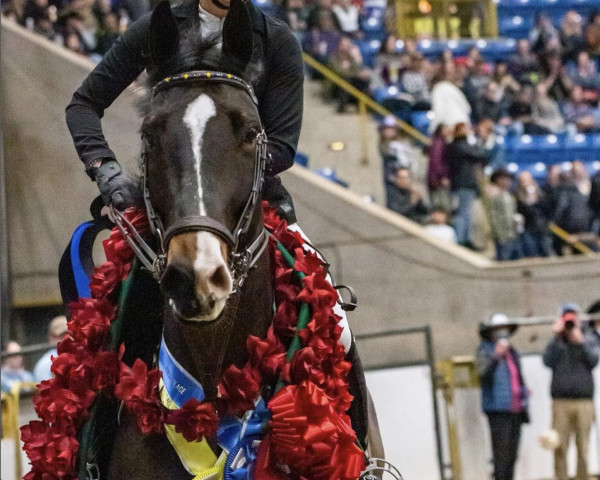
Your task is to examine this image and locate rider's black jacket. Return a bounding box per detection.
[65,0,304,221]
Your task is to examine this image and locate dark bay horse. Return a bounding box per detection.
[100,1,385,477]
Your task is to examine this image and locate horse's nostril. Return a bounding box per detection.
[204,294,216,311]
[161,262,195,298]
[209,265,230,292]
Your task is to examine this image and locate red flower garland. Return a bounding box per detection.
[22,205,364,480]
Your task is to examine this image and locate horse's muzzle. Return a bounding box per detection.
[161,232,233,322]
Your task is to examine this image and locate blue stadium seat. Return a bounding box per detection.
[416,39,447,58]
[497,14,534,38]
[294,152,309,168]
[538,133,567,163]
[477,38,517,62]
[565,133,594,162]
[503,134,600,177]
[357,39,382,68]
[588,133,600,154]
[393,38,516,63]
[361,6,385,29]
[410,110,431,136]
[360,6,387,40]
[373,85,402,103]
[312,167,349,188]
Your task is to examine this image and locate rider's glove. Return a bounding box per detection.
[87,158,138,211]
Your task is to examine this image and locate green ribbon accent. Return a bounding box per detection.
[273,241,313,395]
[109,257,138,351]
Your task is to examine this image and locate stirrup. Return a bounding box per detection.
[360,458,404,480]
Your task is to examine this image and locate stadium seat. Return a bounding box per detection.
[416,39,447,59]
[497,14,534,38]
[312,167,349,188]
[360,6,387,41]
[477,38,517,61]
[294,152,309,168]
[357,39,383,68]
[410,110,431,136]
[565,133,593,162]
[373,85,401,104]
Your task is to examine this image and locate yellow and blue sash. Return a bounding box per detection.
[159,337,268,480]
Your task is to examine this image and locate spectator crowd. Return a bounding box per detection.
[382,114,600,259]
[5,0,600,260]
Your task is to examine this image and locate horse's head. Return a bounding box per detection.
[141,0,266,322]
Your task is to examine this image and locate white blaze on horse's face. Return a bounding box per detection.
[164,94,234,322]
[183,93,217,215]
[166,231,233,322]
[192,231,232,321]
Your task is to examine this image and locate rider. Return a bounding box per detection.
[66,0,303,221]
[66,0,368,450]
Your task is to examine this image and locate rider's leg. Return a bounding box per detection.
[287,223,372,450]
[287,223,352,351]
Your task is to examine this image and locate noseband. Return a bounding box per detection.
[110,70,270,291]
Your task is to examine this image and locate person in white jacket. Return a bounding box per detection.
[430,64,472,133]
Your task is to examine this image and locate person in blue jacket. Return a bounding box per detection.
[477,313,529,480]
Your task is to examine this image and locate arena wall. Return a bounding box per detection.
[3,20,600,361]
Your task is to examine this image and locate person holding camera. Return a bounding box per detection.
[477,313,529,480]
[543,303,600,480]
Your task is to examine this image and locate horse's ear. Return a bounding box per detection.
[149,1,180,65]
[222,0,253,68]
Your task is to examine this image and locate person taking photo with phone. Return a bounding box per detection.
[477,313,529,480]
[543,303,600,480]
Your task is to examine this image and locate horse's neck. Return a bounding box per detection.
[162,253,273,401]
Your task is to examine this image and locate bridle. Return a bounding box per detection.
[110,70,270,292]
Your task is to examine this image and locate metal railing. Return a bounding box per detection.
[355,326,445,480]
[547,222,595,255]
[478,177,596,257]
[302,53,432,152]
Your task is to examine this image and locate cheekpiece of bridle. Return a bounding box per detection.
[109,70,270,292]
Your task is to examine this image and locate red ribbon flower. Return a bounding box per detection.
[217,363,261,417]
[247,327,286,381]
[115,359,165,435]
[89,261,129,299]
[21,421,79,480]
[164,398,219,442]
[33,386,95,431]
[67,298,115,351]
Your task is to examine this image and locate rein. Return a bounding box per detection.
[110,70,270,291]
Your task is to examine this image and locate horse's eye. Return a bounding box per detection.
[244,128,259,144]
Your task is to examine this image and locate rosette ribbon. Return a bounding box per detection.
[268,381,365,480]
[220,399,270,479]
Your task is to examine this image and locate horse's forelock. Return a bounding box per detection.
[146,17,263,88]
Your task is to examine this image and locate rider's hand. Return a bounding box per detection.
[89,159,138,210]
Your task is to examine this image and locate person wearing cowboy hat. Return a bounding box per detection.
[543,303,600,480]
[33,315,68,382]
[477,313,529,480]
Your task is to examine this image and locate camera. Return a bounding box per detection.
[564,320,575,330]
[562,312,578,331]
